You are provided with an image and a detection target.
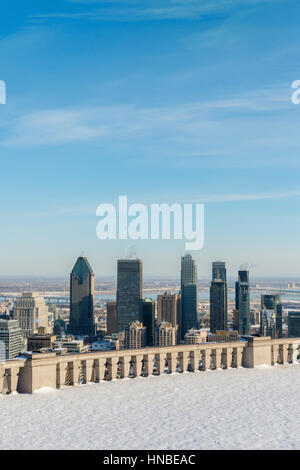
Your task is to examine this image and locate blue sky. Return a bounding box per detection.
[0,0,300,278]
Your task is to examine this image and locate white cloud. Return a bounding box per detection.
[2,109,108,146]
[31,0,275,22]
[20,188,300,220]
[200,190,300,203]
[1,85,291,148]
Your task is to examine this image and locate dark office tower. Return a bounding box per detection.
[288,311,300,337]
[181,253,197,285]
[235,270,250,336]
[210,261,227,333]
[235,270,249,310]
[69,256,95,336]
[106,301,117,335]
[181,254,198,339]
[116,259,143,332]
[142,298,155,346]
[210,281,228,333]
[212,261,227,282]
[260,294,282,339]
[181,284,198,334]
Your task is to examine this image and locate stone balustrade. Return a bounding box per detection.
[1,337,300,395]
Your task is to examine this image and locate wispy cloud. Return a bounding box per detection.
[2,109,108,146]
[0,85,291,148]
[20,188,300,220]
[200,190,300,203]
[31,0,274,22]
[22,204,96,218]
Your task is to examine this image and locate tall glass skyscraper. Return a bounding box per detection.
[116,259,143,332]
[235,270,250,336]
[212,261,227,282]
[260,294,282,338]
[69,256,95,336]
[181,254,198,339]
[210,261,227,333]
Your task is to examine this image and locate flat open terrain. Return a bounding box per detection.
[1,364,300,450]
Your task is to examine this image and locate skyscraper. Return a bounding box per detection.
[235,270,249,310]
[106,301,117,335]
[210,261,227,333]
[181,253,197,285]
[69,256,95,336]
[288,311,300,337]
[212,261,226,282]
[142,298,155,347]
[260,294,282,339]
[13,292,49,338]
[235,270,250,336]
[116,259,143,332]
[157,292,181,332]
[181,254,198,339]
[261,309,276,338]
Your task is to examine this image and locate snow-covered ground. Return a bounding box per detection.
[1,364,300,450]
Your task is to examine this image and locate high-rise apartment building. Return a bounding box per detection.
[260,294,282,339]
[212,261,227,282]
[13,292,49,338]
[210,262,227,333]
[124,321,146,349]
[116,259,143,332]
[69,256,95,336]
[0,319,22,360]
[261,309,277,338]
[235,270,250,336]
[235,270,249,309]
[157,292,180,340]
[250,309,260,325]
[154,321,177,347]
[106,301,117,335]
[181,254,198,339]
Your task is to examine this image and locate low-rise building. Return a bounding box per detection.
[184,329,207,344]
[53,339,89,353]
[90,338,117,351]
[27,327,56,353]
[207,330,239,343]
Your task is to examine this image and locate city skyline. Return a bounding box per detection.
[3,0,300,455]
[1,0,300,277]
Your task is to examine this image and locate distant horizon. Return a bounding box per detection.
[1,274,300,282]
